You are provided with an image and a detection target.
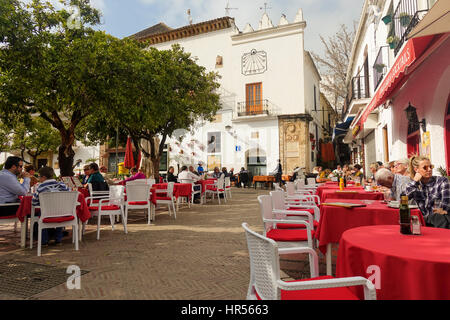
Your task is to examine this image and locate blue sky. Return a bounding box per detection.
[87,0,364,57]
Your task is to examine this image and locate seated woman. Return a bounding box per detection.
[85,163,109,191]
[119,167,146,185]
[405,156,450,229]
[167,166,178,183]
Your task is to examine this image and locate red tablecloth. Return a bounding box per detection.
[150,183,192,205]
[336,225,450,300]
[320,189,384,203]
[196,180,217,193]
[77,187,90,198]
[316,185,363,202]
[16,193,91,223]
[315,199,424,254]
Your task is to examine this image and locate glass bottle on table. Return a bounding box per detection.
[339,178,344,191]
[399,195,412,235]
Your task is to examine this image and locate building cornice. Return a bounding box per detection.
[231,21,306,43]
[135,17,236,45]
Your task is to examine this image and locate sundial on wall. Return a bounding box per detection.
[241,49,267,75]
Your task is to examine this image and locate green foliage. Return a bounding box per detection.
[438,166,450,180]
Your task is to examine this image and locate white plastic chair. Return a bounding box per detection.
[307,177,318,187]
[155,182,176,219]
[257,195,314,251]
[36,191,79,256]
[125,184,152,224]
[242,222,376,300]
[87,185,127,240]
[0,203,21,235]
[87,183,110,198]
[179,179,202,206]
[287,182,320,206]
[204,175,226,204]
[224,176,232,199]
[146,179,156,187]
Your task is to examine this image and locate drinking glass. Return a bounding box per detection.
[383,191,393,202]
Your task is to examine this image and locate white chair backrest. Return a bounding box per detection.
[307,177,317,186]
[146,179,156,186]
[257,195,275,234]
[296,179,305,188]
[274,184,283,191]
[126,179,147,185]
[270,191,285,211]
[109,185,124,206]
[217,175,225,189]
[225,176,231,187]
[331,177,338,182]
[167,182,175,197]
[242,222,281,300]
[126,184,151,202]
[87,183,109,198]
[39,191,78,219]
[179,178,195,184]
[286,182,296,196]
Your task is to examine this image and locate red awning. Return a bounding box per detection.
[351,35,435,136]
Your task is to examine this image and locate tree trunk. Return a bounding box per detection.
[58,144,75,176]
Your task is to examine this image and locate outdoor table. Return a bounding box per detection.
[316,185,362,201]
[253,175,275,189]
[319,188,384,203]
[196,179,217,194]
[150,183,192,209]
[16,193,90,248]
[316,199,424,276]
[336,225,450,300]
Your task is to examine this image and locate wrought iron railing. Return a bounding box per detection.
[373,46,389,90]
[236,99,271,117]
[351,75,370,102]
[392,0,430,56]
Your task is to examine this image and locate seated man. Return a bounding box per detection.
[178,165,201,204]
[32,166,70,245]
[85,163,109,191]
[212,167,223,179]
[394,159,409,176]
[375,168,412,201]
[189,166,200,176]
[0,156,31,217]
[119,167,146,185]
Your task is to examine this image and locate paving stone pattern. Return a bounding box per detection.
[0,189,337,300]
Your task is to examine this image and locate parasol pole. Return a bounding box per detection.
[115,126,119,178]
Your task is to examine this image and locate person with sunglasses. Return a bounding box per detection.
[0,156,31,217]
[405,156,450,229]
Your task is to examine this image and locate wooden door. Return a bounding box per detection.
[246,83,262,115]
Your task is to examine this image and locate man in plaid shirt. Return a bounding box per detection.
[32,166,70,245]
[405,158,450,229]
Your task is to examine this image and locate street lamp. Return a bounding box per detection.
[405,102,427,132]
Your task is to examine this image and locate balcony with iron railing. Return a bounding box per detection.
[350,75,371,102]
[373,46,390,90]
[392,0,430,56]
[236,99,272,117]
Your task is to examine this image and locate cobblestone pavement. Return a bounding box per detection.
[0,188,336,300]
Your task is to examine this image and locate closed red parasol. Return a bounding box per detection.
[124,136,135,169]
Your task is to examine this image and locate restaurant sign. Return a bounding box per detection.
[352,36,433,136]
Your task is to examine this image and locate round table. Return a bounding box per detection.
[320,189,384,203]
[336,225,450,300]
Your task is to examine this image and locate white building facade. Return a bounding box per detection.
[342,0,449,176]
[133,10,325,176]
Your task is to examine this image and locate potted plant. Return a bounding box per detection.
[386,36,399,49]
[399,12,411,27]
[381,14,392,24]
[374,63,386,73]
